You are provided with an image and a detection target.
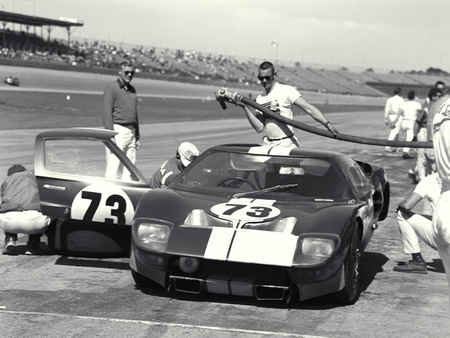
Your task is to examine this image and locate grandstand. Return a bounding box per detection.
[1,10,449,99]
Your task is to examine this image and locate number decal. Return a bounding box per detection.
[81,191,101,222]
[246,206,272,218]
[223,204,246,215]
[105,194,127,224]
[71,184,135,225]
[211,198,280,222]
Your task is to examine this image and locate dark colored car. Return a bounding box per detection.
[130,143,389,304]
[34,128,151,257]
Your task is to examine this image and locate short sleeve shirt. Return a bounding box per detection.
[255,82,301,135]
[400,100,422,122]
[414,172,442,210]
[256,82,301,120]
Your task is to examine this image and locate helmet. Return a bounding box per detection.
[178,142,199,167]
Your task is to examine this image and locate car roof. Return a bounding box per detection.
[36,128,117,141]
[209,143,348,160]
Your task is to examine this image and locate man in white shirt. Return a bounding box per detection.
[394,172,441,273]
[384,87,404,152]
[432,97,450,312]
[234,61,338,148]
[396,90,422,159]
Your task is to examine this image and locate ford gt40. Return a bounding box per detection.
[130,143,389,304]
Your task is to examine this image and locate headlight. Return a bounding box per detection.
[293,233,340,266]
[134,218,173,252]
[183,209,233,228]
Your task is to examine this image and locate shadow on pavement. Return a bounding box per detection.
[134,251,390,311]
[427,258,445,273]
[358,251,389,292]
[55,256,130,270]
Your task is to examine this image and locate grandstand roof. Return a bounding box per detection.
[0,10,83,28]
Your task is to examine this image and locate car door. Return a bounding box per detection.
[34,128,151,225]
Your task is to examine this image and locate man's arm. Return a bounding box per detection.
[384,100,391,122]
[397,192,422,212]
[233,94,265,133]
[103,85,114,130]
[241,104,265,133]
[413,110,427,141]
[293,97,338,136]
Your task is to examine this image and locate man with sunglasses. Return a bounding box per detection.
[234,61,338,147]
[149,142,199,188]
[103,60,140,180]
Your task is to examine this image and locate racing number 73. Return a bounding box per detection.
[223,203,272,218]
[81,191,127,224]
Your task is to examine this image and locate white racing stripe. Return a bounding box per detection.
[204,227,298,266]
[0,310,327,337]
[229,229,298,266]
[204,227,235,260]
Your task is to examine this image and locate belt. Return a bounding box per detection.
[268,134,294,141]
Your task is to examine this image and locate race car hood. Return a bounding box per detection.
[134,189,361,266]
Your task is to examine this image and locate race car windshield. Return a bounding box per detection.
[171,150,354,201]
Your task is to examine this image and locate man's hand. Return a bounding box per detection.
[232,92,245,107]
[325,122,338,138]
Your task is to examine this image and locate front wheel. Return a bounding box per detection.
[335,226,361,305]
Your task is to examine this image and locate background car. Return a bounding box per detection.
[34,128,151,257]
[130,143,390,305]
[4,75,19,86]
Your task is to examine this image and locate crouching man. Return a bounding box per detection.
[0,164,51,255]
[394,172,441,273]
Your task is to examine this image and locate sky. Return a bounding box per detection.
[2,0,450,72]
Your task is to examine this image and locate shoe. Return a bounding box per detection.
[2,238,16,255]
[25,242,45,255]
[402,152,411,159]
[393,260,427,274]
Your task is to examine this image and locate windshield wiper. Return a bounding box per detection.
[233,184,298,198]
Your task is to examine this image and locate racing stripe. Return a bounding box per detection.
[203,227,235,260]
[228,229,298,266]
[204,227,298,266]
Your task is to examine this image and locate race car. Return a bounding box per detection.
[4,75,19,86]
[34,128,152,257]
[130,143,390,304]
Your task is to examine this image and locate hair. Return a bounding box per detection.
[407,90,415,100]
[259,61,275,74]
[435,80,445,88]
[394,87,402,95]
[7,164,26,176]
[428,87,443,100]
[120,60,134,69]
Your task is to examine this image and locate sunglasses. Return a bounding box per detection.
[124,71,135,76]
[258,75,273,82]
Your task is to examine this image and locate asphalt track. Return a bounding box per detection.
[0,66,449,337]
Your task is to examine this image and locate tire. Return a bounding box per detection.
[131,270,160,289]
[335,226,361,305]
[378,183,390,221]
